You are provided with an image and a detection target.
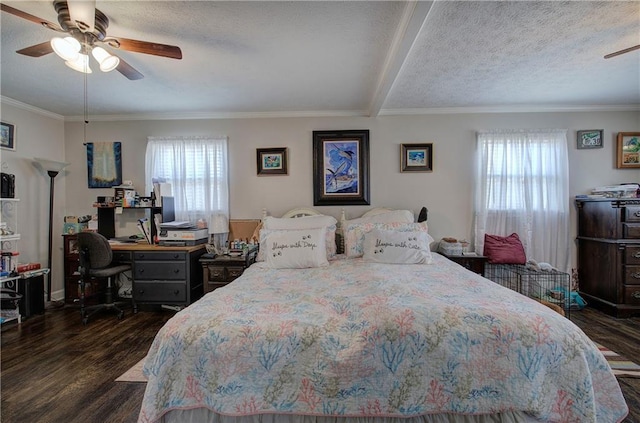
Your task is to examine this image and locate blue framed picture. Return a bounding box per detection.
[401,143,433,172]
[86,142,123,188]
[257,147,288,175]
[313,130,370,206]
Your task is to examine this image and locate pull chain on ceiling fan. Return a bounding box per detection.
[604,44,640,59]
[1,0,182,80]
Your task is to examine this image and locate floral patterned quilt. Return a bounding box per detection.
[139,255,628,423]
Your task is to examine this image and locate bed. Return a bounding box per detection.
[138,208,628,423]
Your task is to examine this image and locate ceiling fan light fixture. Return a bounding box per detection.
[51,36,81,61]
[65,53,92,73]
[91,46,120,72]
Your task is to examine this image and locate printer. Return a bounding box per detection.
[157,221,208,246]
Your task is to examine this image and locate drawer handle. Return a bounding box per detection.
[633,291,640,299]
[174,269,180,273]
[633,272,640,279]
[174,290,180,295]
[635,211,640,217]
[138,289,144,294]
[173,254,180,259]
[635,252,640,258]
[139,254,145,259]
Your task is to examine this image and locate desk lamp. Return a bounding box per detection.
[33,157,70,306]
[209,213,229,255]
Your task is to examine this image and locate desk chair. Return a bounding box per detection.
[77,232,132,325]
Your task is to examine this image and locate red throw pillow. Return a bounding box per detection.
[483,233,526,264]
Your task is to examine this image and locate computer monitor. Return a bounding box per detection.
[161,196,175,223]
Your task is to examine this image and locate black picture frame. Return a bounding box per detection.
[1,122,16,151]
[577,129,604,149]
[313,129,370,206]
[257,147,288,175]
[400,143,433,172]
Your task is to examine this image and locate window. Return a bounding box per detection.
[474,129,570,271]
[145,136,229,222]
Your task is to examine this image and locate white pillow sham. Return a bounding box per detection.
[363,228,433,264]
[264,228,329,269]
[257,224,337,261]
[344,221,430,258]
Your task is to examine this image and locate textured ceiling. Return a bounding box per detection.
[1,0,639,120]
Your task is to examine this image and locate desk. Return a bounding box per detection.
[63,235,205,309]
[112,243,206,311]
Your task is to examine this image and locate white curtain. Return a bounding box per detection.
[473,129,570,272]
[145,136,229,222]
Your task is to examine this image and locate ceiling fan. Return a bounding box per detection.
[1,0,182,80]
[604,44,640,59]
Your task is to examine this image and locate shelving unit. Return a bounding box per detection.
[1,198,21,324]
[95,205,162,242]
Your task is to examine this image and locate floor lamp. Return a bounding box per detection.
[34,157,69,305]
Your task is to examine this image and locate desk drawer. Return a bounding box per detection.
[133,251,186,261]
[626,246,640,265]
[134,281,186,302]
[113,251,132,263]
[135,261,186,280]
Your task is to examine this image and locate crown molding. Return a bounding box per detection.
[1,96,65,120]
[378,104,640,116]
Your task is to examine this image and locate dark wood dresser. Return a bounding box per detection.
[575,198,640,317]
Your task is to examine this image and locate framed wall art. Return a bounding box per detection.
[577,129,603,149]
[86,141,123,188]
[257,147,288,175]
[1,122,16,151]
[312,129,370,206]
[400,143,433,172]
[616,132,640,168]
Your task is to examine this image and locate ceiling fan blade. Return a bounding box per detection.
[0,3,63,31]
[115,57,144,80]
[604,44,640,59]
[106,37,182,59]
[67,0,95,33]
[16,41,54,57]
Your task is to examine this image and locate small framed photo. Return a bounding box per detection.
[400,143,433,172]
[257,147,288,175]
[616,132,640,168]
[1,122,16,151]
[577,129,603,149]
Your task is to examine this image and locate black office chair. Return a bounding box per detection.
[77,232,132,324]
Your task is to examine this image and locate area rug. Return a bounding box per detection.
[115,356,147,382]
[596,343,640,378]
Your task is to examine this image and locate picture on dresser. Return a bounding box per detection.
[312,130,370,206]
[617,132,640,168]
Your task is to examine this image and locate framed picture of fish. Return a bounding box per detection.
[257,147,288,175]
[312,129,370,206]
[400,143,433,172]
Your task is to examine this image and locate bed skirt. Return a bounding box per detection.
[159,410,540,423]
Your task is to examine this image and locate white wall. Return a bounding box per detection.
[0,100,66,300]
[2,97,637,302]
[63,111,640,273]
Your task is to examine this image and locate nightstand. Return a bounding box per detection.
[439,252,488,276]
[200,245,258,293]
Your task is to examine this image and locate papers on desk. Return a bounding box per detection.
[159,221,195,229]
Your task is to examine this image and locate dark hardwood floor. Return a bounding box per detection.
[1,305,639,423]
